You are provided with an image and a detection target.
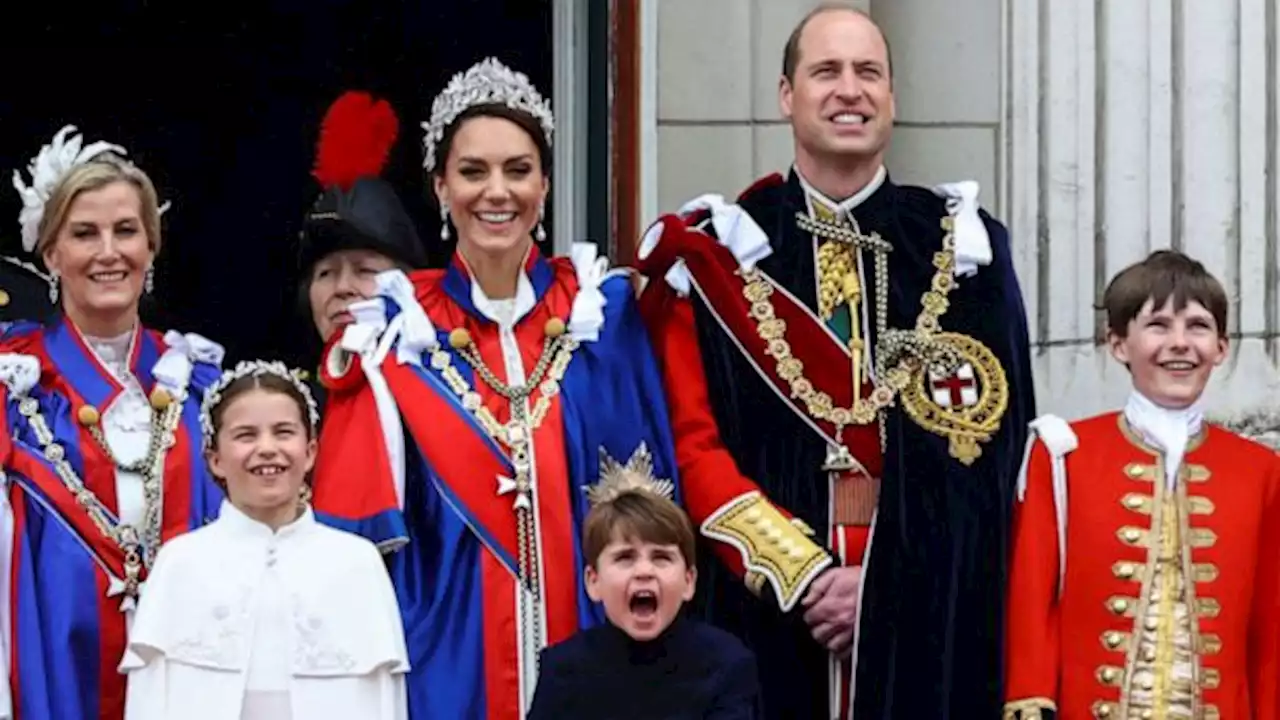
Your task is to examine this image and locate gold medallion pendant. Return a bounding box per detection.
[898,331,1009,464]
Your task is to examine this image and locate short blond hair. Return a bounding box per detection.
[37,153,163,258]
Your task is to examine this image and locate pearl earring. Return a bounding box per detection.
[440,203,450,241]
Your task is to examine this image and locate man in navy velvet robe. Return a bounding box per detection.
[636,5,1036,718]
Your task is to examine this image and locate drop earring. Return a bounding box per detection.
[535,205,547,243]
[144,266,154,294]
[440,203,451,241]
[48,271,59,304]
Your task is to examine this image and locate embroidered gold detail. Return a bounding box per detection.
[1125,462,1157,481]
[743,271,907,431]
[1187,527,1217,548]
[585,443,675,506]
[700,493,830,611]
[1187,496,1215,515]
[898,331,1010,464]
[1100,629,1129,651]
[1198,634,1221,654]
[1184,464,1211,483]
[742,213,1009,464]
[1192,563,1219,582]
[1121,493,1154,514]
[1113,561,1140,580]
[744,570,766,597]
[1091,700,1118,717]
[1000,697,1056,719]
[1201,667,1220,688]
[1107,596,1135,616]
[1117,526,1150,547]
[1204,705,1220,719]
[1196,597,1221,618]
[1125,482,1196,718]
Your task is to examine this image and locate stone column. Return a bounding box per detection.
[1004,0,1280,435]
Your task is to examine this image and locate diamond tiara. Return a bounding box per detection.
[200,360,320,450]
[421,57,555,173]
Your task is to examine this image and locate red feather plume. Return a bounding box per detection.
[312,91,400,190]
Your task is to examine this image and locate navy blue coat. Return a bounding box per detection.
[528,616,761,719]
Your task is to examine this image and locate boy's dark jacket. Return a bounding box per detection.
[528,616,761,719]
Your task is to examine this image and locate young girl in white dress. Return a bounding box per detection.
[120,360,409,720]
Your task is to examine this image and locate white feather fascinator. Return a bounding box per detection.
[11,125,171,255]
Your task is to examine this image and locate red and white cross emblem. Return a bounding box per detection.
[928,363,979,408]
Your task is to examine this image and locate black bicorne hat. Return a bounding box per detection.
[298,91,427,276]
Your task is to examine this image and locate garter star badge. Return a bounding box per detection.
[899,331,1009,465]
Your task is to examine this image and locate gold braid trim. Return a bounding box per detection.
[742,217,957,437]
[700,492,832,612]
[746,214,1011,463]
[1002,697,1056,720]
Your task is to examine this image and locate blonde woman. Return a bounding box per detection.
[0,126,225,720]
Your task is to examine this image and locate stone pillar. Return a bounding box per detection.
[1004,0,1280,434]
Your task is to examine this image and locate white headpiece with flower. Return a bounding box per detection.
[12,125,170,254]
[200,360,320,451]
[421,57,555,174]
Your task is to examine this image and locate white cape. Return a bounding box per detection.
[120,501,408,720]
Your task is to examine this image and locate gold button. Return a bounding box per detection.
[1138,676,1154,690]
[1099,667,1119,683]
[1124,494,1145,509]
[1123,528,1141,542]
[544,317,566,338]
[76,405,100,427]
[1114,562,1136,579]
[1111,598,1129,613]
[448,328,472,349]
[149,388,172,411]
[1103,631,1123,649]
[0,289,10,307]
[1140,710,1154,719]
[1095,704,1113,717]
[1144,617,1159,631]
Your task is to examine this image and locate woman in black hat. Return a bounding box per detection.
[296,91,428,413]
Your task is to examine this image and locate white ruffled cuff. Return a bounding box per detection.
[637,195,774,296]
[152,331,225,394]
[0,354,40,396]
[931,181,993,277]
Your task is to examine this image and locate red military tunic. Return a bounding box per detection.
[1004,410,1280,719]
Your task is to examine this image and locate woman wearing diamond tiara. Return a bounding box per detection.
[0,126,226,720]
[310,58,683,720]
[120,360,409,720]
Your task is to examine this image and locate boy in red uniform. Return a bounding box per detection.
[1003,250,1280,719]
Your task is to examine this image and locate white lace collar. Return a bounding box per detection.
[1123,391,1205,487]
